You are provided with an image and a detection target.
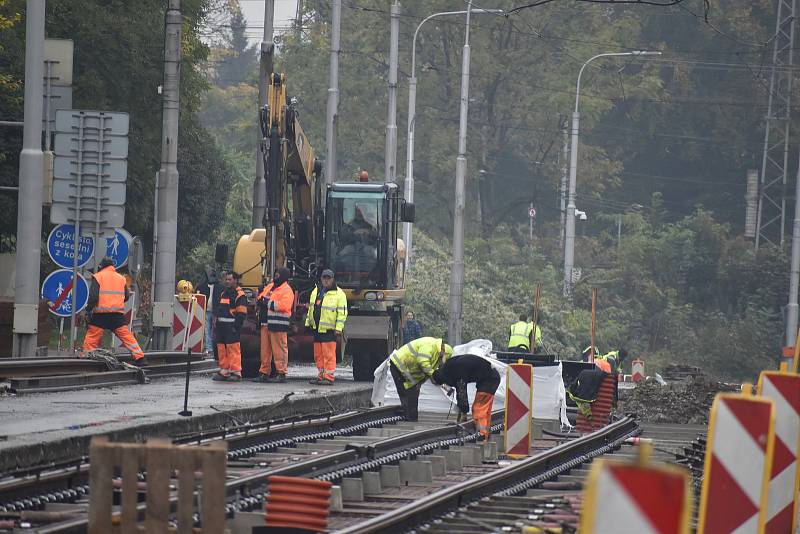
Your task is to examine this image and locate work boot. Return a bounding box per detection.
[226,374,242,382]
[308,378,321,385]
[252,373,271,383]
[273,374,287,383]
[131,357,148,367]
[318,378,334,386]
[212,372,229,382]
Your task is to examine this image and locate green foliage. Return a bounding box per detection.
[0,0,237,264]
[407,208,785,381]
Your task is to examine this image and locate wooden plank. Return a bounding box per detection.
[119,443,140,534]
[144,439,172,534]
[88,437,113,534]
[175,448,195,534]
[200,441,228,533]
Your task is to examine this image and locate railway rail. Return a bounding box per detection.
[0,403,708,534]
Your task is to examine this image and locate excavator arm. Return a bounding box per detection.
[260,74,320,282]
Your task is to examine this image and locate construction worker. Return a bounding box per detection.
[432,354,500,440]
[254,267,294,383]
[581,344,601,362]
[389,337,453,421]
[305,269,348,385]
[507,314,542,353]
[596,348,628,374]
[213,271,247,382]
[82,257,146,365]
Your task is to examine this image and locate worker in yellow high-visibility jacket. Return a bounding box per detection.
[507,314,542,353]
[389,337,453,421]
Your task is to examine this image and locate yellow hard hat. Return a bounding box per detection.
[176,280,194,294]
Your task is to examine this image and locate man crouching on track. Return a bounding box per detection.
[432,354,500,441]
[213,271,247,382]
[389,337,453,421]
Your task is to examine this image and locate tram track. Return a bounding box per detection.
[0,403,708,534]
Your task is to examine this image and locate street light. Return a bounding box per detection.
[403,6,503,273]
[562,50,661,298]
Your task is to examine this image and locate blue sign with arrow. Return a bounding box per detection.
[41,269,88,317]
[47,224,94,269]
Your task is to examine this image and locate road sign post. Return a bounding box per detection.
[52,110,129,351]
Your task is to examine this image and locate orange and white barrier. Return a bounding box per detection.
[581,444,693,534]
[172,294,206,353]
[504,363,533,458]
[758,370,800,534]
[698,390,776,534]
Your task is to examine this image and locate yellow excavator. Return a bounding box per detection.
[232,74,414,380]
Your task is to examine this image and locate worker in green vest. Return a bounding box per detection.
[389,337,453,421]
[507,314,542,353]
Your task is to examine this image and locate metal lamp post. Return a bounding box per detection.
[563,50,661,298]
[403,6,503,273]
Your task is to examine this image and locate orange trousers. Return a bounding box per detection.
[83,324,144,360]
[313,341,336,381]
[473,392,494,440]
[217,342,242,375]
[260,328,288,375]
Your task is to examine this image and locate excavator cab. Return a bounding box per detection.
[323,182,414,380]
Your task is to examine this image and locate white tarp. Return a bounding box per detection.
[370,339,571,428]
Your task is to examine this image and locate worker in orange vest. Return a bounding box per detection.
[213,271,248,382]
[82,257,146,365]
[254,267,294,383]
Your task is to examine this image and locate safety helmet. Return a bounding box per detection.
[177,280,194,295]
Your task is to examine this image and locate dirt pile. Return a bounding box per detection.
[619,375,738,424]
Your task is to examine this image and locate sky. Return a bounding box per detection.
[239,0,299,45]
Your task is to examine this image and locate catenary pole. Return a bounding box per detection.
[785,150,800,347]
[446,1,473,346]
[12,0,45,358]
[563,50,660,298]
[153,0,182,350]
[403,7,502,273]
[324,0,341,185]
[384,1,400,183]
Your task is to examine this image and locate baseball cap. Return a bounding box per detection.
[321,269,335,278]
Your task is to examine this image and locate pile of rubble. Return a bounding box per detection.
[618,370,738,424]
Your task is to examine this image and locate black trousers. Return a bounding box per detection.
[390,362,422,422]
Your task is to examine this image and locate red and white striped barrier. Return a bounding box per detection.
[504,363,533,458]
[631,359,645,382]
[758,371,800,534]
[698,391,776,534]
[111,292,136,351]
[172,294,206,353]
[580,451,693,534]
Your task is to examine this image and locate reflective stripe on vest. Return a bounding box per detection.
[390,351,418,385]
[93,267,125,313]
[218,317,235,323]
